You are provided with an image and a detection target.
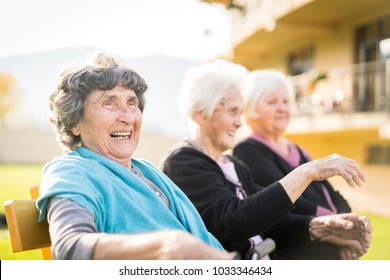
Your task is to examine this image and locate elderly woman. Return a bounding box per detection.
[233,70,356,259]
[36,53,234,260]
[160,59,372,260]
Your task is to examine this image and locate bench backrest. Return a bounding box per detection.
[3,184,52,259]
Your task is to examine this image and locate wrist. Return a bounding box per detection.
[309,218,322,241]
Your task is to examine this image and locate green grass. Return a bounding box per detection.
[0,164,44,211]
[359,212,390,260]
[0,164,389,260]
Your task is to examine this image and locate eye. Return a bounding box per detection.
[128,100,137,107]
[103,100,115,108]
[229,108,241,116]
[267,99,277,105]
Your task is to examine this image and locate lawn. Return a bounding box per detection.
[0,164,44,209]
[0,164,389,260]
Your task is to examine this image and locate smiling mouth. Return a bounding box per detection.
[110,131,132,140]
[227,131,236,137]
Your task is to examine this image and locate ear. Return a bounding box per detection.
[192,110,207,126]
[71,125,80,136]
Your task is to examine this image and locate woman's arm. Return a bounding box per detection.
[47,197,234,260]
[234,141,320,215]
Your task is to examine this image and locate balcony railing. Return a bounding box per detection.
[288,59,390,117]
[286,59,390,133]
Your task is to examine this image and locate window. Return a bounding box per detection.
[366,144,390,164]
[287,44,314,76]
[354,14,390,112]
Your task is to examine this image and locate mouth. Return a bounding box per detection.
[110,131,132,140]
[227,131,236,138]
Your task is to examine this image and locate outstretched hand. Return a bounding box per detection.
[308,153,366,188]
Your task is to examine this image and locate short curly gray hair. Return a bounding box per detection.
[49,53,148,151]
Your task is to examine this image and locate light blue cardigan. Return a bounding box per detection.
[37,147,223,250]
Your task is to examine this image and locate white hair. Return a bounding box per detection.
[243,69,294,120]
[178,59,247,128]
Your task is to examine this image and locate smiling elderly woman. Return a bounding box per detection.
[36,53,233,260]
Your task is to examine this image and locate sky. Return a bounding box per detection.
[0,0,231,60]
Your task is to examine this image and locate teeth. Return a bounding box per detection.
[110,131,131,139]
[111,131,131,136]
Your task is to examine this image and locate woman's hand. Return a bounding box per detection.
[320,235,368,259]
[306,153,366,188]
[279,154,365,203]
[157,230,236,260]
[338,243,366,260]
[309,213,372,252]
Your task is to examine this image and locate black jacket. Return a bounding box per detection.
[160,141,313,259]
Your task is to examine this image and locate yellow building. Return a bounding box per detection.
[205,0,390,215]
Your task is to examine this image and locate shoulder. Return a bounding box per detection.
[234,138,273,159]
[234,137,268,151]
[42,150,93,177]
[160,140,209,167]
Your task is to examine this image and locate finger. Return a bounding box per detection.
[339,248,347,260]
[344,248,354,260]
[360,233,371,252]
[353,242,365,256]
[329,217,353,230]
[351,174,363,187]
[341,172,358,188]
[363,217,372,234]
[348,158,366,181]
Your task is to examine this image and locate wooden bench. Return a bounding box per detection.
[3,185,52,259]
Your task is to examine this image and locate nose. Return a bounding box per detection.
[117,104,134,124]
[234,115,242,127]
[277,101,290,112]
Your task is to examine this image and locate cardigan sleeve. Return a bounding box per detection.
[234,139,328,216]
[161,146,295,244]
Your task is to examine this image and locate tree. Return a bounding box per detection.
[0,72,21,128]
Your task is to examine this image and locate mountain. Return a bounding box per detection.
[0,47,194,138]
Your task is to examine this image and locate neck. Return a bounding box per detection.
[252,130,279,143]
[189,134,223,163]
[252,130,289,155]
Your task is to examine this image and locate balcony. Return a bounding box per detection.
[286,59,390,137]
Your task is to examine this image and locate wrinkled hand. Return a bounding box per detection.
[321,236,367,259]
[162,231,236,260]
[310,213,372,252]
[308,153,366,188]
[339,243,365,260]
